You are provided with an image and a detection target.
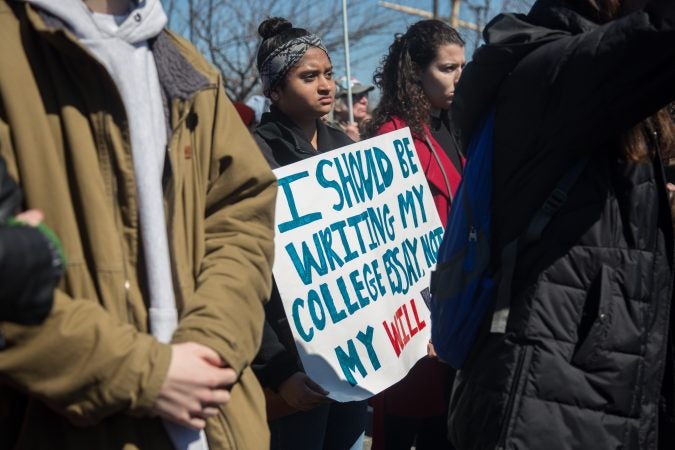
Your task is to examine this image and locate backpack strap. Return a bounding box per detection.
[490,154,591,333]
[425,133,454,206]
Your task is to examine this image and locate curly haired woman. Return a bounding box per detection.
[366,19,466,450]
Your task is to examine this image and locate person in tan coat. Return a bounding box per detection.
[0,0,276,448]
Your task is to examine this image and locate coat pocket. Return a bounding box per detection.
[572,265,617,368]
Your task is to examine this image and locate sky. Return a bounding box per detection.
[337,1,485,86]
[170,0,533,102]
[331,0,532,102]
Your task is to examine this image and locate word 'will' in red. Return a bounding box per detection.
[382,298,426,357]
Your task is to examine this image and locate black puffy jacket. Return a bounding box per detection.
[449,0,675,448]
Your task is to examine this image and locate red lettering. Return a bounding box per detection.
[382,320,403,357]
[402,303,419,338]
[395,308,410,346]
[410,298,427,331]
[383,299,428,358]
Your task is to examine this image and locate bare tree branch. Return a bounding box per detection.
[166,0,398,101]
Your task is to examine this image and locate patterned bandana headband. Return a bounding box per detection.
[259,34,328,97]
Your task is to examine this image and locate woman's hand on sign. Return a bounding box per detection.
[427,340,438,359]
[667,183,675,200]
[278,371,330,411]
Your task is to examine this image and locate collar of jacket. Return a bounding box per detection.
[452,8,572,147]
[388,114,435,143]
[527,0,601,33]
[256,105,353,162]
[23,2,211,106]
[385,115,457,196]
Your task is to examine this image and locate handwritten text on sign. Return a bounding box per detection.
[272,128,443,401]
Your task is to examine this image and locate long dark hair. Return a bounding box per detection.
[366,20,464,138]
[622,109,675,164]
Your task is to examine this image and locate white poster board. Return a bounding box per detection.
[272,128,444,402]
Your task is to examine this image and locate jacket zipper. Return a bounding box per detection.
[167,81,244,446]
[496,344,532,450]
[649,144,675,425]
[109,152,133,318]
[163,97,200,309]
[98,110,133,320]
[168,96,238,449]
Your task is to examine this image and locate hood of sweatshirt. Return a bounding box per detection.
[22,0,166,44]
[451,0,602,146]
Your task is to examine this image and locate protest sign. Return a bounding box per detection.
[272,128,444,402]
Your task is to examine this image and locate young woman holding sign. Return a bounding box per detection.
[251,17,367,450]
[365,19,466,450]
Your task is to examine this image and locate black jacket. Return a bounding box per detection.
[252,106,354,390]
[449,0,675,448]
[0,156,59,328]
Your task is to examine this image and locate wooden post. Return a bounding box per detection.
[378,0,480,32]
[450,0,461,29]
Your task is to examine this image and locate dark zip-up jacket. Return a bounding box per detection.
[252,106,353,392]
[449,0,675,448]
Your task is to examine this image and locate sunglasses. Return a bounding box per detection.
[351,92,369,101]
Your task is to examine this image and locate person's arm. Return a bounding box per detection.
[0,291,172,424]
[253,318,303,391]
[0,122,175,425]
[0,213,234,430]
[252,318,330,411]
[171,80,277,376]
[536,1,675,153]
[0,119,224,431]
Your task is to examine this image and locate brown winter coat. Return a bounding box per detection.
[0,1,276,448]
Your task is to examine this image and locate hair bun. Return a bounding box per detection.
[258,17,293,40]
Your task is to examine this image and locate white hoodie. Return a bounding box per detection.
[23,1,207,449]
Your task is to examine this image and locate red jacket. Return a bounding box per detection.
[377,117,463,226]
[370,117,463,433]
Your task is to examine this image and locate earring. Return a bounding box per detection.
[271,92,280,102]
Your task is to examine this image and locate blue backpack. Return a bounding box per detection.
[429,109,588,369]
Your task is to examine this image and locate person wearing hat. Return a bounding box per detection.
[331,77,375,141]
